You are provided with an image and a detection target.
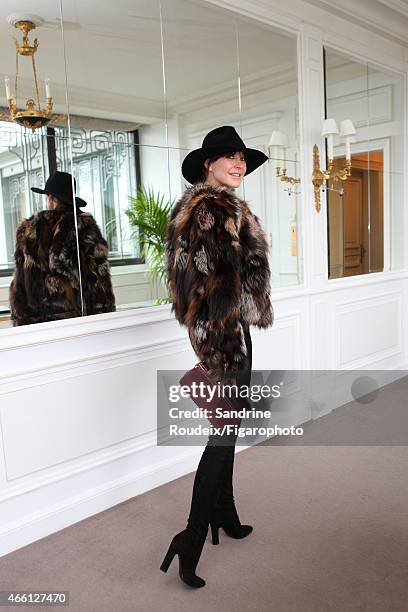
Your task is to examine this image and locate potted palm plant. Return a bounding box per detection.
[126,186,174,304]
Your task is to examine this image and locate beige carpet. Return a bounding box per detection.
[1,380,407,611]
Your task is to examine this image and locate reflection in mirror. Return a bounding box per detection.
[160,0,240,151]
[0,125,114,328]
[325,47,405,279]
[235,17,300,288]
[161,1,300,290]
[329,152,383,277]
[0,2,82,329]
[57,0,301,318]
[60,0,167,147]
[0,125,48,274]
[52,126,139,262]
[60,0,170,311]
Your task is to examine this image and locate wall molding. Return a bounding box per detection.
[207,0,408,68]
[336,290,403,368]
[329,85,393,127]
[2,270,407,350]
[0,336,190,393]
[0,444,205,557]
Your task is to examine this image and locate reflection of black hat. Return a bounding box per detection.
[31,171,87,207]
[181,125,268,184]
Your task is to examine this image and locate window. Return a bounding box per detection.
[53,127,141,262]
[0,122,49,273]
[0,122,141,275]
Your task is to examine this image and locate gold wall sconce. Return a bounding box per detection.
[1,14,65,132]
[312,118,356,212]
[268,130,301,195]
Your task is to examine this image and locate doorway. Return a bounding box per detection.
[328,151,384,279]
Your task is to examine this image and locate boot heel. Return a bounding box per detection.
[210,522,219,545]
[160,545,176,572]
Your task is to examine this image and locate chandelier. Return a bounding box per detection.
[1,14,65,132]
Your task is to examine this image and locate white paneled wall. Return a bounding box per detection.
[1,272,407,556]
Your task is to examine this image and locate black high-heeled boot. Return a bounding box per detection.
[160,443,231,587]
[160,528,206,588]
[210,512,253,545]
[209,329,253,546]
[209,446,253,545]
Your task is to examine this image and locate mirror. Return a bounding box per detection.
[0,1,75,328]
[234,16,300,288]
[325,47,405,279]
[62,0,301,315]
[1,0,301,329]
[160,2,300,290]
[60,0,169,311]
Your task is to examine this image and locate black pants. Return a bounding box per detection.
[187,322,252,540]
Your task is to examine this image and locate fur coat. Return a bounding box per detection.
[9,207,116,326]
[165,182,273,380]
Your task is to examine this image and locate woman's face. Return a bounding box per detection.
[205,151,247,189]
[45,194,56,210]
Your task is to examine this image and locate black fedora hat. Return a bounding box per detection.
[181,125,268,184]
[31,171,87,208]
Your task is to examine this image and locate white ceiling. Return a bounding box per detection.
[0,0,297,121]
[1,0,407,124]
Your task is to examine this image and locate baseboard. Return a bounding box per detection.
[0,445,205,558]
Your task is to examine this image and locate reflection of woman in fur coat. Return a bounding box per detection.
[161,126,273,588]
[9,171,115,326]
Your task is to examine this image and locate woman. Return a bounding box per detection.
[161,126,274,588]
[9,170,115,326]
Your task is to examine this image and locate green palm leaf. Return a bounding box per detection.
[126,186,174,300]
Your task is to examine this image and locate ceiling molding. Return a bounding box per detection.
[375,0,408,19]
[171,61,297,115]
[304,0,408,46]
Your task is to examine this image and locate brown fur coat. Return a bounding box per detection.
[165,183,273,380]
[9,207,116,326]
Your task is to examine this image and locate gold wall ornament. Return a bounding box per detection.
[312,118,356,212]
[311,144,352,213]
[275,165,301,186]
[1,16,66,132]
[268,129,301,191]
